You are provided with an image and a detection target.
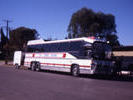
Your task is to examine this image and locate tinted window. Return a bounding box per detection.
[26,40,91,54]
[69,41,84,51]
[26,44,42,52]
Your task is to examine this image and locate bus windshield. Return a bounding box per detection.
[91,42,112,60]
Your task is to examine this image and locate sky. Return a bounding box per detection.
[0,0,133,45]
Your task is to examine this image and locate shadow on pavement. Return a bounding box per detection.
[17,67,133,82]
[80,74,133,82]
[43,70,133,82]
[40,69,133,82]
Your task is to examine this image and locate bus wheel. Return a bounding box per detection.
[35,63,41,72]
[72,65,79,77]
[31,63,36,71]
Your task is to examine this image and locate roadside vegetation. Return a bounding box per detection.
[0,7,120,63]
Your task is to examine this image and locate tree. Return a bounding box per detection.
[8,27,39,51]
[0,28,8,48]
[106,34,120,47]
[0,28,8,60]
[67,7,119,46]
[3,27,39,62]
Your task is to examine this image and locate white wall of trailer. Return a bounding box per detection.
[13,51,22,66]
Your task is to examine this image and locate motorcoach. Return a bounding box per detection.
[14,37,114,76]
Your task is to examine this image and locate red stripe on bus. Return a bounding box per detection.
[24,62,91,68]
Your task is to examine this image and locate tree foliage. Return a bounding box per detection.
[67,7,119,46]
[2,27,39,60]
[0,28,8,49]
[7,27,39,50]
[0,28,8,59]
[106,34,120,47]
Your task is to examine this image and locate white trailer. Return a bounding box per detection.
[13,51,23,69]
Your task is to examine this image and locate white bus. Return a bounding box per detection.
[17,37,114,76]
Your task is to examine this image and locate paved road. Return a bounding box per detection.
[0,65,133,100]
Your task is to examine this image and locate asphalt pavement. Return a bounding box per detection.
[0,65,133,100]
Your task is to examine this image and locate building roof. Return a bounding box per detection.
[113,46,133,51]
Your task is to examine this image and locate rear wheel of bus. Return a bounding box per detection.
[31,62,41,72]
[71,65,79,77]
[35,63,41,72]
[31,62,36,71]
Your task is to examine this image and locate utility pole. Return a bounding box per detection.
[3,20,12,39]
[3,20,12,64]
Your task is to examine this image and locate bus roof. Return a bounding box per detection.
[27,37,106,45]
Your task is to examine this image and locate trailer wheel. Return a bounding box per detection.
[15,64,20,69]
[71,65,79,77]
[31,63,36,71]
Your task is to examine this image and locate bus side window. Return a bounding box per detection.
[40,44,44,52]
[27,45,34,52]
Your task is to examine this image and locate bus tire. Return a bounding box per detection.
[71,65,79,77]
[31,62,36,71]
[35,63,41,72]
